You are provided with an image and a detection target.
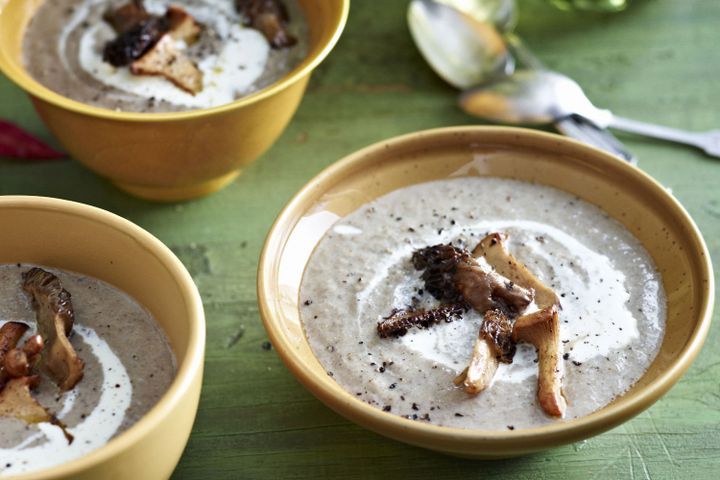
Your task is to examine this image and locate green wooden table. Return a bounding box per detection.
[2,0,719,478]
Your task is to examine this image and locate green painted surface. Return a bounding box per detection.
[1,0,719,478]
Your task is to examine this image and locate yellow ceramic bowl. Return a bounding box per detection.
[0,0,349,201]
[0,196,205,479]
[258,126,714,458]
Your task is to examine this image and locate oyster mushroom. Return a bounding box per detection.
[512,305,567,417]
[0,322,28,361]
[0,376,48,423]
[0,376,73,444]
[236,0,297,48]
[102,2,203,93]
[454,261,534,317]
[456,233,564,399]
[103,16,170,67]
[166,5,202,44]
[3,335,44,379]
[412,243,534,316]
[22,268,84,391]
[472,232,560,309]
[0,323,69,442]
[455,309,515,394]
[103,0,152,35]
[408,243,533,391]
[131,35,204,95]
[0,322,29,389]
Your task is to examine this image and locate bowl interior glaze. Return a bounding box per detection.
[258,126,714,458]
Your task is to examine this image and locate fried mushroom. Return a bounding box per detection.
[412,243,534,316]
[103,16,170,67]
[166,5,202,44]
[0,376,73,444]
[455,309,515,394]
[22,268,84,391]
[408,243,534,392]
[103,0,152,35]
[411,244,469,304]
[377,304,465,338]
[472,232,560,309]
[102,2,202,69]
[0,322,29,389]
[0,322,28,362]
[3,335,44,379]
[236,0,297,48]
[454,262,534,317]
[512,305,567,417]
[131,35,204,95]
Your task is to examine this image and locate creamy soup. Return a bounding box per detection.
[300,177,666,430]
[23,0,308,112]
[0,265,175,476]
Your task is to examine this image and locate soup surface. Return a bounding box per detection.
[22,0,308,112]
[300,177,666,430]
[0,264,175,476]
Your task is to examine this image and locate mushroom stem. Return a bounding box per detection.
[458,309,514,394]
[462,337,499,394]
[512,306,567,417]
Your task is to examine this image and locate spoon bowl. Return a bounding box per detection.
[459,70,613,126]
[408,0,513,89]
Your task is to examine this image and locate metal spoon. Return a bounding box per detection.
[407,0,515,89]
[407,0,635,162]
[460,70,720,158]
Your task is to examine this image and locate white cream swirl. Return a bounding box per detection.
[350,219,659,383]
[0,322,132,477]
[61,0,270,109]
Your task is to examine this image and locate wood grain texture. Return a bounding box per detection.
[1,0,719,478]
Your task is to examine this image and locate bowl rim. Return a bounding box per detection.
[0,196,206,479]
[0,0,350,123]
[257,125,715,450]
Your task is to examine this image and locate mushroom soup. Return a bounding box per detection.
[22,0,308,112]
[299,177,666,430]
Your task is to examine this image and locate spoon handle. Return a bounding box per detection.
[609,115,720,158]
[504,33,544,70]
[556,115,636,164]
[504,34,637,163]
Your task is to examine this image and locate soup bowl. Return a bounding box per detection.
[0,196,205,478]
[257,126,714,458]
[0,0,349,201]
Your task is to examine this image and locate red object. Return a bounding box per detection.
[0,120,66,160]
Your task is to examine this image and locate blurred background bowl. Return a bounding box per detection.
[0,196,205,479]
[258,126,713,458]
[0,0,349,201]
